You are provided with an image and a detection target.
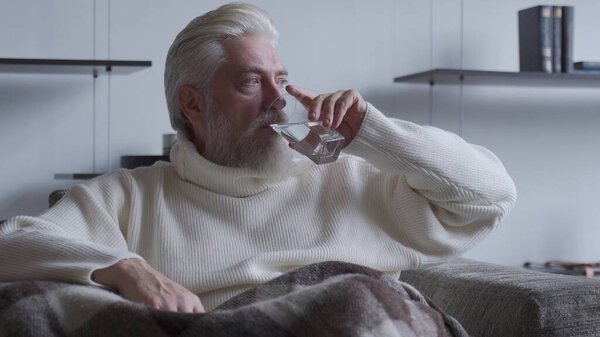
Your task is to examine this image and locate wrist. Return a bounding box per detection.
[92,258,141,289]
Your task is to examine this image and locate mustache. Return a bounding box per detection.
[249,108,288,130]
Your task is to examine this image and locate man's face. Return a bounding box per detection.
[209,34,289,142]
[197,34,294,173]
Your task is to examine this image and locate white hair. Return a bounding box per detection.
[164,2,279,131]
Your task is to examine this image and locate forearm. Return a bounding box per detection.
[0,228,140,284]
[0,175,141,284]
[343,104,516,261]
[91,258,144,289]
[344,103,517,215]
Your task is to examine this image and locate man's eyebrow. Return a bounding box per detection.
[238,67,288,76]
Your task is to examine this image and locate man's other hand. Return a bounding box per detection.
[92,258,205,313]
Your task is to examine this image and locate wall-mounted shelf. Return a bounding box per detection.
[0,57,153,180]
[54,156,170,180]
[0,58,152,76]
[394,68,600,87]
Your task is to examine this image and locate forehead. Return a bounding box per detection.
[221,35,286,74]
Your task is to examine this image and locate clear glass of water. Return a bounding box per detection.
[269,93,345,164]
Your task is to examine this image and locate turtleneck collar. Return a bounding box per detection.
[169,130,303,197]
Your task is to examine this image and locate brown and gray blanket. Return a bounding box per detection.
[0,261,468,337]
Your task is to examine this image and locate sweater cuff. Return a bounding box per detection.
[343,102,396,161]
[86,254,145,287]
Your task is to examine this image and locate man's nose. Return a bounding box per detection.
[263,80,285,111]
[269,95,287,110]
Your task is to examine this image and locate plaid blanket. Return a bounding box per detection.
[0,261,468,337]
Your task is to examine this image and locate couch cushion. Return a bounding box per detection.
[400,258,600,337]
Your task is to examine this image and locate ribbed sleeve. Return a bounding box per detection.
[0,178,142,285]
[345,103,517,263]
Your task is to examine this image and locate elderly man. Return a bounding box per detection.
[0,3,516,314]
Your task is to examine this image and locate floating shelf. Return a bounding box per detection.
[54,155,170,180]
[0,58,152,75]
[394,68,600,87]
[0,58,153,180]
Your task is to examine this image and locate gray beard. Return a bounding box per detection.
[203,105,296,178]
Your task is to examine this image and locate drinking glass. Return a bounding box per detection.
[268,93,345,164]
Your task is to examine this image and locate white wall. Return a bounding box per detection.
[1,0,599,266]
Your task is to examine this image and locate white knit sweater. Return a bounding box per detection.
[0,104,516,311]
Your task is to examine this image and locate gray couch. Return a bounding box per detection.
[400,258,600,337]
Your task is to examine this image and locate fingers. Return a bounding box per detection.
[147,292,205,313]
[148,293,206,314]
[109,259,206,314]
[159,286,206,313]
[319,90,353,128]
[285,85,314,108]
[192,302,206,314]
[334,90,364,129]
[307,89,364,128]
[189,296,206,314]
[287,85,366,143]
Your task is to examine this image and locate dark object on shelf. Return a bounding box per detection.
[0,58,152,75]
[561,6,574,73]
[518,5,553,73]
[54,173,103,180]
[551,6,562,73]
[163,134,177,156]
[575,61,600,71]
[394,68,600,87]
[524,261,600,278]
[573,70,600,75]
[121,155,169,169]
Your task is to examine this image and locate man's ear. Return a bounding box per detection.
[177,85,206,124]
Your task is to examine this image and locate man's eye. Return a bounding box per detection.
[277,79,289,88]
[244,78,260,85]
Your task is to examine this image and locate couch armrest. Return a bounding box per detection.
[400,258,600,337]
